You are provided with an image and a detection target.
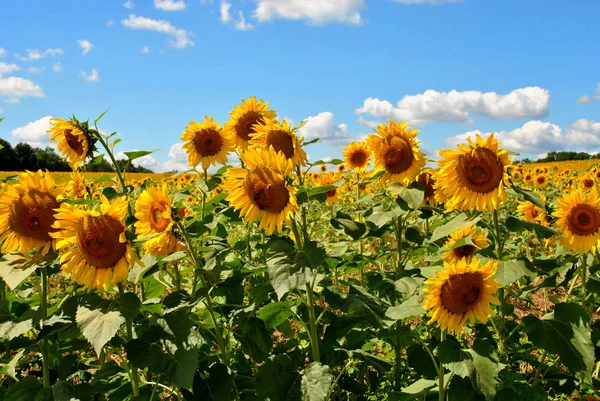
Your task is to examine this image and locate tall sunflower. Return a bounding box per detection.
[423,258,500,334]
[366,121,426,184]
[224,96,277,150]
[48,118,94,169]
[417,170,436,206]
[318,172,344,206]
[181,116,235,170]
[134,185,180,256]
[250,119,307,168]
[223,147,297,235]
[516,192,548,227]
[435,134,511,212]
[441,225,490,263]
[553,188,600,253]
[0,171,62,255]
[51,195,139,291]
[343,141,371,172]
[65,172,88,199]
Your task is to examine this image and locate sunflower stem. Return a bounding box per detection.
[118,283,141,398]
[246,222,252,260]
[581,254,588,309]
[291,218,304,250]
[305,282,320,362]
[394,216,404,273]
[40,267,50,387]
[173,262,182,292]
[492,210,507,338]
[438,330,446,401]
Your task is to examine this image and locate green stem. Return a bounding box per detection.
[327,360,353,400]
[94,132,133,215]
[581,254,587,309]
[173,262,182,292]
[205,293,230,367]
[246,222,252,260]
[394,216,403,273]
[438,330,446,401]
[291,218,304,250]
[532,349,547,384]
[118,283,140,398]
[305,282,320,362]
[493,210,507,337]
[40,268,50,387]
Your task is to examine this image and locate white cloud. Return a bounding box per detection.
[15,48,63,61]
[4,98,20,104]
[124,0,134,9]
[141,45,151,54]
[79,68,100,82]
[356,116,379,128]
[220,0,232,23]
[298,111,352,145]
[254,0,365,25]
[234,12,253,30]
[565,119,600,148]
[357,86,550,127]
[394,0,460,3]
[77,39,93,55]
[220,1,254,30]
[576,83,600,104]
[154,0,186,11]
[52,62,63,72]
[0,76,44,101]
[121,14,195,48]
[0,62,20,76]
[106,20,115,26]
[0,107,3,113]
[0,48,6,58]
[27,66,44,74]
[10,116,53,147]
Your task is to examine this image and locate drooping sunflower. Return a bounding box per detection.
[51,195,140,291]
[134,184,180,256]
[181,116,235,170]
[423,258,500,334]
[441,225,490,264]
[553,188,600,253]
[366,121,426,185]
[417,170,436,206]
[65,172,88,199]
[48,118,93,169]
[224,96,277,150]
[517,192,549,226]
[250,119,307,168]
[223,147,297,235]
[435,134,511,212]
[343,141,371,172]
[0,171,62,255]
[318,172,344,206]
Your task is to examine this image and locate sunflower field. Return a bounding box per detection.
[1,100,600,401]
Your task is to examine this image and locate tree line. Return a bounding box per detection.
[0,138,153,173]
[517,151,600,164]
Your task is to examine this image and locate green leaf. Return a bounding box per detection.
[94,109,109,126]
[93,174,114,184]
[508,183,546,212]
[385,295,425,322]
[493,259,535,287]
[303,138,321,146]
[257,301,295,329]
[505,216,557,239]
[182,364,232,401]
[522,303,594,379]
[430,213,480,243]
[0,255,37,290]
[114,292,141,319]
[76,306,125,356]
[268,248,319,300]
[407,344,438,379]
[301,362,332,401]
[256,354,301,401]
[331,212,366,240]
[124,150,156,161]
[388,183,424,210]
[0,319,33,340]
[5,376,42,401]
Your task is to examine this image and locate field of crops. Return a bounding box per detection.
[2,103,600,401]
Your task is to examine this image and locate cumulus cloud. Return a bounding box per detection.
[141,45,151,54]
[576,83,600,104]
[124,0,134,9]
[27,66,44,74]
[0,48,6,58]
[52,62,63,72]
[121,14,195,48]
[15,48,63,61]
[79,68,100,82]
[220,0,232,22]
[220,1,253,30]
[394,0,460,3]
[298,111,353,146]
[0,76,44,102]
[357,86,550,127]
[10,116,53,148]
[77,39,93,55]
[154,0,186,11]
[254,0,365,25]
[0,62,20,76]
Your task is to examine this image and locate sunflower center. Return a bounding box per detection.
[418,173,435,198]
[567,204,600,236]
[8,190,60,241]
[247,171,290,213]
[453,245,477,258]
[326,189,337,197]
[457,148,504,194]
[236,111,263,141]
[584,179,594,188]
[193,129,223,157]
[383,139,414,174]
[267,130,295,159]
[440,272,484,314]
[77,215,126,269]
[531,208,539,218]
[149,203,171,232]
[64,130,84,156]
[351,151,367,166]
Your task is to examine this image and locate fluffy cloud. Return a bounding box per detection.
[79,68,100,82]
[0,62,20,76]
[27,66,44,74]
[15,48,63,61]
[576,83,600,104]
[53,62,63,72]
[0,48,6,58]
[141,45,151,54]
[10,116,53,148]
[220,0,232,23]
[394,0,460,3]
[254,0,365,25]
[124,0,134,9]
[565,119,600,147]
[121,14,195,48]
[77,39,93,55]
[357,86,550,127]
[154,0,186,11]
[297,111,353,145]
[0,76,44,102]
[220,1,253,30]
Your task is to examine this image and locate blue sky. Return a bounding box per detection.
[1,0,599,171]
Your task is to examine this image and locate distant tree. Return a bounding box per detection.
[14,143,38,170]
[0,139,22,171]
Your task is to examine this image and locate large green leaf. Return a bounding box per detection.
[76,306,125,356]
[493,259,535,287]
[385,295,426,322]
[0,254,37,290]
[330,212,366,240]
[0,319,33,340]
[4,376,42,401]
[256,354,301,401]
[182,364,233,401]
[257,301,295,329]
[388,183,424,210]
[430,213,480,243]
[301,362,332,401]
[123,150,156,161]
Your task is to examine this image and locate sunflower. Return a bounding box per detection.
[580,175,595,190]
[534,174,547,188]
[524,173,533,186]
[417,170,436,206]
[51,195,140,291]
[435,134,511,212]
[366,121,426,184]
[65,172,88,199]
[553,188,600,253]
[0,171,62,255]
[343,141,371,172]
[223,147,297,235]
[224,96,277,150]
[337,164,346,173]
[250,119,307,167]
[423,258,500,334]
[517,192,549,226]
[441,225,490,264]
[134,185,180,256]
[318,172,344,206]
[48,118,93,169]
[181,116,235,170]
